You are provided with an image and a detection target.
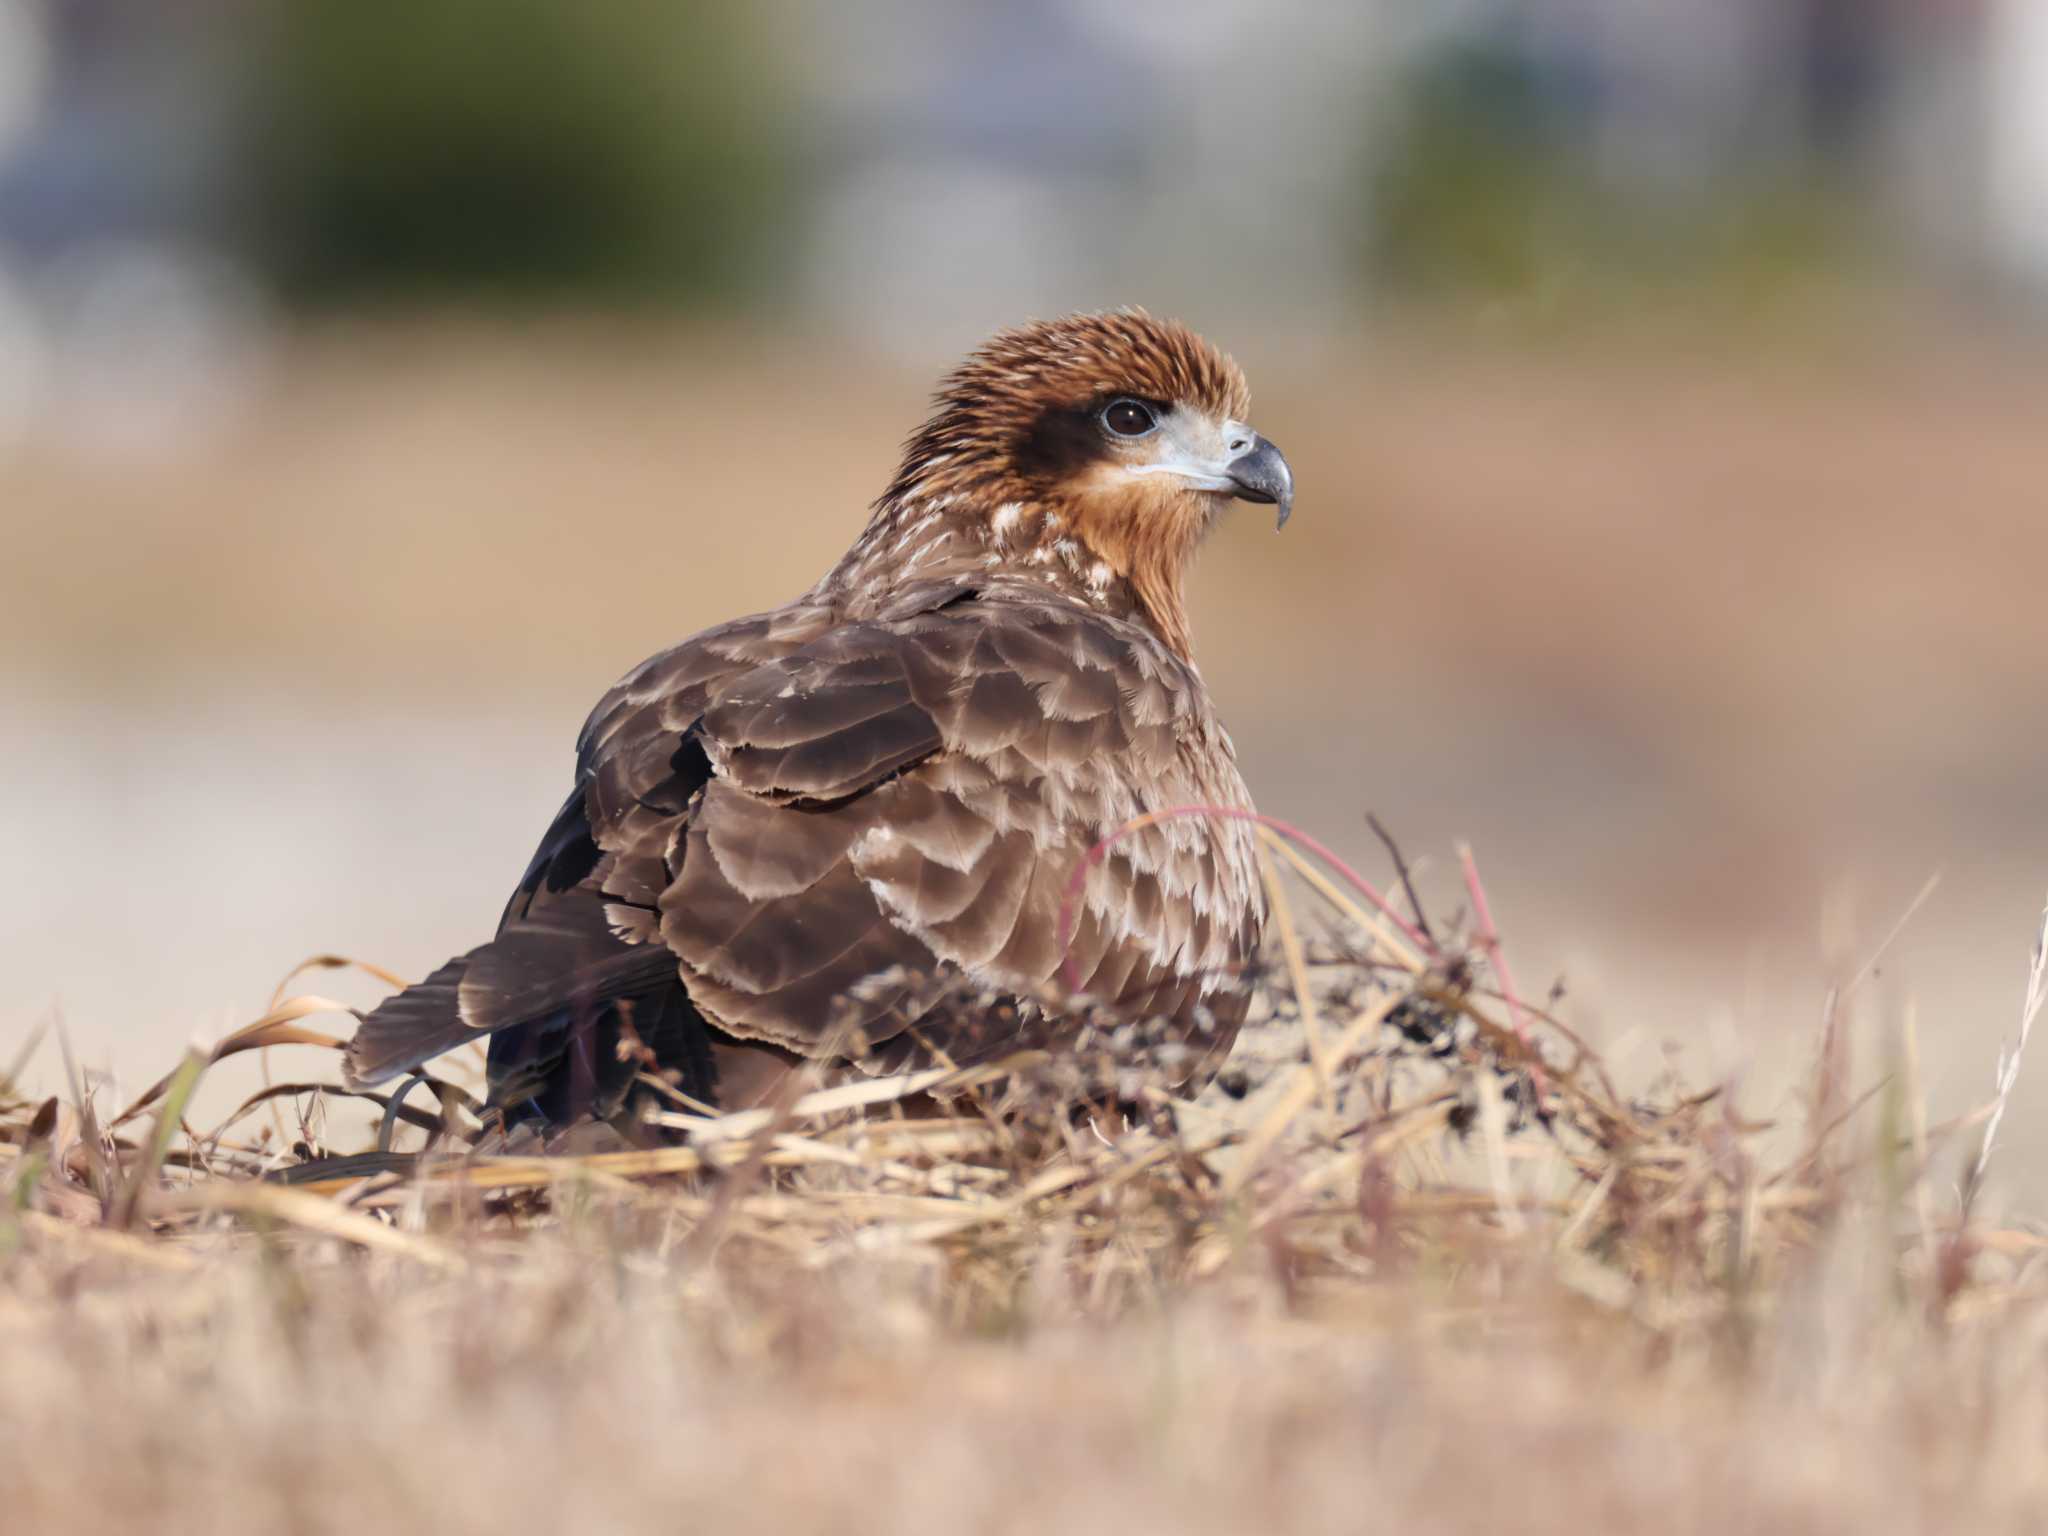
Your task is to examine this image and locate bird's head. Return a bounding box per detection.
[881,310,1293,657]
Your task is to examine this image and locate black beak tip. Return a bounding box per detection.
[1226,435,1294,531]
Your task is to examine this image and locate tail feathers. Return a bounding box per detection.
[343,934,681,1090]
[342,952,488,1088]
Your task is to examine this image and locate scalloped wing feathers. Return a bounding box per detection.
[343,591,1263,1099]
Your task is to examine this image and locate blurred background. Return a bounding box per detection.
[5,0,2048,1183]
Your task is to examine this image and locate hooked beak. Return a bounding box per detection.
[1224,433,1294,529]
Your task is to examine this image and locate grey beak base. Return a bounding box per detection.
[1225,435,1294,529]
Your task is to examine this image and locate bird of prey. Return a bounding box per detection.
[343,310,1294,1129]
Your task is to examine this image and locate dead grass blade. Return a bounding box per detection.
[1257,831,1332,1110]
[112,1046,207,1229]
[52,1007,111,1212]
[112,998,354,1129]
[3,1018,48,1098]
[147,1181,462,1267]
[1964,894,2048,1215]
[1224,991,1405,1197]
[266,952,413,1009]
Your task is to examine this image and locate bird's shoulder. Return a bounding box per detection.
[703,584,1220,780]
[579,578,1214,772]
[574,603,840,780]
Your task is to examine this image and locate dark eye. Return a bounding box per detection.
[1101,398,1157,437]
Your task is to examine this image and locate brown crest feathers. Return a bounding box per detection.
[880,309,1250,510]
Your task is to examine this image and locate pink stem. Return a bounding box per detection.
[1057,806,1437,993]
[1458,842,1548,1103]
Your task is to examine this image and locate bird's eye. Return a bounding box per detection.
[1101,398,1157,438]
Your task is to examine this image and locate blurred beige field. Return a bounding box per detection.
[7,318,2047,1177]
[9,317,2048,1534]
[12,6,2048,1530]
[7,836,2046,1536]
[7,1257,2043,1536]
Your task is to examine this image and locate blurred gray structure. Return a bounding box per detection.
[791,0,2033,337]
[0,0,260,454]
[0,0,2039,423]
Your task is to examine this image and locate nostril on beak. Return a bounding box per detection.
[1228,436,1250,454]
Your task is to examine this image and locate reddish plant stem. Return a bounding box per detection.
[1458,842,1548,1107]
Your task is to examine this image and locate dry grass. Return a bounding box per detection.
[5,823,2048,1533]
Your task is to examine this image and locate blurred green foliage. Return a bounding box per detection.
[1370,45,1595,300]
[1368,42,1857,314]
[242,1,801,308]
